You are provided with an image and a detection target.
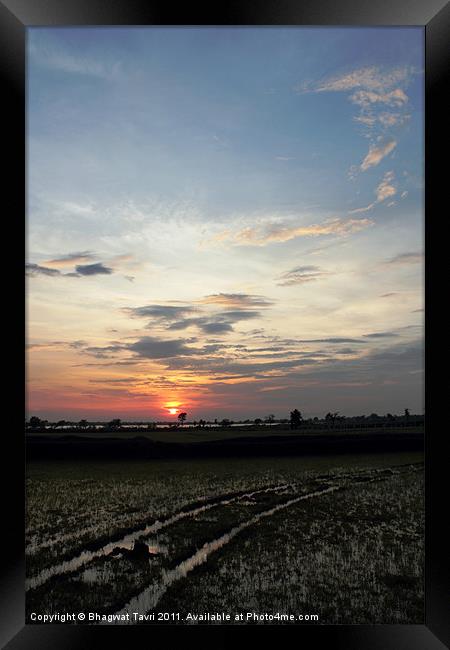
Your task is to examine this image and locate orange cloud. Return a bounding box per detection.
[360,140,397,171]
[209,217,374,247]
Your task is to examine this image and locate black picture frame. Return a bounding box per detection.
[2,1,449,648]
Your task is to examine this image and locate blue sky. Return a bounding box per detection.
[26,27,424,420]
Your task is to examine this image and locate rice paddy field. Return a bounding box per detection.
[26,452,424,625]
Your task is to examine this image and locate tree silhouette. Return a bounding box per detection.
[178,412,187,425]
[325,412,340,428]
[107,418,122,430]
[290,409,302,430]
[78,419,89,429]
[28,416,42,429]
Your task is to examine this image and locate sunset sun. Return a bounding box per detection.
[168,408,178,415]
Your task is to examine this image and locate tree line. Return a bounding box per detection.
[26,408,423,432]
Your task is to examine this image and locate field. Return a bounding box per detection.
[26,452,424,624]
[26,424,424,444]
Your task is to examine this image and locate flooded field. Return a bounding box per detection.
[26,452,424,624]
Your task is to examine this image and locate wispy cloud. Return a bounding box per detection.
[26,263,61,277]
[299,65,417,181]
[299,66,414,94]
[44,251,96,267]
[349,170,397,213]
[385,252,423,266]
[277,265,329,286]
[376,171,397,201]
[199,293,273,308]
[350,88,408,109]
[360,140,397,171]
[299,66,414,119]
[209,217,373,247]
[29,41,121,80]
[354,112,409,128]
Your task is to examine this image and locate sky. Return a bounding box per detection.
[26,27,424,421]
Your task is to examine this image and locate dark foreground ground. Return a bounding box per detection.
[26,451,424,624]
[26,427,423,459]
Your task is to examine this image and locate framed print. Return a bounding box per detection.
[2,0,449,648]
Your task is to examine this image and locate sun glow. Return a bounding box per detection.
[168,408,178,415]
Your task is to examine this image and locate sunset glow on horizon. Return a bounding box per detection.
[26,27,424,421]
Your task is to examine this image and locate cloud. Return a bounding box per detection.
[385,252,423,266]
[127,336,198,359]
[300,67,412,116]
[167,318,233,334]
[164,356,320,376]
[74,263,113,276]
[349,170,397,214]
[126,298,268,335]
[127,304,196,320]
[79,335,202,361]
[299,65,416,181]
[29,40,121,80]
[26,261,114,278]
[83,344,125,359]
[360,140,397,171]
[70,340,88,349]
[354,112,410,129]
[295,337,363,344]
[277,265,329,286]
[26,263,61,277]
[27,340,66,350]
[348,203,376,215]
[375,171,397,201]
[378,112,408,127]
[197,321,235,334]
[88,377,145,385]
[167,310,261,334]
[300,67,412,123]
[300,66,414,94]
[350,88,408,109]
[211,217,373,247]
[219,310,262,321]
[43,251,95,267]
[199,293,273,308]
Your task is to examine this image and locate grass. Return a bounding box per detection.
[153,470,424,624]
